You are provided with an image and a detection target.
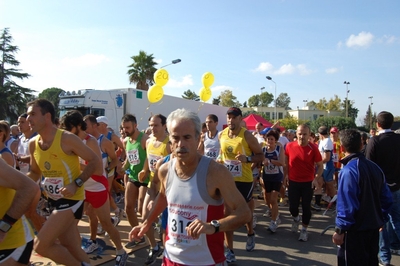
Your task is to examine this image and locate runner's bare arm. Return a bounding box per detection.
[103,137,118,170]
[83,136,103,176]
[197,133,205,155]
[242,130,264,163]
[27,139,42,182]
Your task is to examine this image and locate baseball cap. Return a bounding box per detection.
[330,126,339,133]
[96,116,109,125]
[227,107,242,117]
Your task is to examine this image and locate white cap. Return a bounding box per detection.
[96,116,109,125]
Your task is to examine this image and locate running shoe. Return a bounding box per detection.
[246,233,255,251]
[97,224,105,235]
[115,251,128,266]
[83,240,99,254]
[124,237,145,249]
[144,244,163,265]
[291,216,301,233]
[112,216,120,227]
[225,249,236,263]
[322,195,332,203]
[263,209,271,217]
[311,203,322,211]
[115,194,124,204]
[267,220,278,233]
[298,229,308,242]
[252,213,257,229]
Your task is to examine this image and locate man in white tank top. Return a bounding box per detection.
[129,109,251,266]
[198,114,220,160]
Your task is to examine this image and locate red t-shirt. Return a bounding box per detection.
[285,141,322,182]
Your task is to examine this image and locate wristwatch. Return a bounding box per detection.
[246,156,252,163]
[0,220,12,233]
[334,226,345,235]
[210,220,220,234]
[74,178,84,187]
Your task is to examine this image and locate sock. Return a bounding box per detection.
[315,194,322,205]
[116,248,125,255]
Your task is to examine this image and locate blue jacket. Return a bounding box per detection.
[336,153,392,231]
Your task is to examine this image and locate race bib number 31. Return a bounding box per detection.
[167,207,201,247]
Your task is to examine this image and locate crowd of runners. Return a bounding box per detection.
[0,99,399,266]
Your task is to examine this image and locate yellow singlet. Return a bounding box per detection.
[147,136,169,181]
[0,188,34,249]
[34,129,84,201]
[220,127,253,182]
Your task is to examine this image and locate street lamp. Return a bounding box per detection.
[344,81,350,118]
[260,87,265,113]
[266,76,277,121]
[368,96,373,130]
[160,58,181,68]
[303,100,308,121]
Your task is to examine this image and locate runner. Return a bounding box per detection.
[0,159,38,266]
[26,99,99,266]
[198,114,220,160]
[61,111,128,265]
[129,108,251,265]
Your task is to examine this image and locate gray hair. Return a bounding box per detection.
[167,109,201,138]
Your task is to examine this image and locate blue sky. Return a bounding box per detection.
[2,1,400,125]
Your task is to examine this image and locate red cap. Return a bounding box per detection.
[330,126,339,133]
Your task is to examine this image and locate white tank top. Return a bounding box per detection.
[204,131,220,160]
[164,156,225,265]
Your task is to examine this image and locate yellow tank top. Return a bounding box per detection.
[34,129,84,201]
[0,188,34,249]
[147,136,169,180]
[220,127,253,182]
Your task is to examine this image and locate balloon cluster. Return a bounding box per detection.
[199,72,214,102]
[148,69,169,103]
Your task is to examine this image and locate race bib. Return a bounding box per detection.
[224,159,242,177]
[332,153,338,163]
[205,148,218,160]
[264,163,279,174]
[127,149,140,165]
[148,154,162,172]
[41,177,64,200]
[167,206,201,247]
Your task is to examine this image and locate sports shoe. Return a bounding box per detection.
[311,203,322,211]
[322,195,332,203]
[263,209,271,217]
[278,199,287,207]
[291,216,301,233]
[246,233,255,251]
[112,216,120,227]
[268,220,278,233]
[379,259,391,266]
[115,251,128,266]
[124,237,145,249]
[144,244,163,265]
[83,240,99,254]
[252,213,257,229]
[97,224,105,235]
[115,194,124,204]
[298,229,308,242]
[276,215,281,225]
[225,249,236,263]
[115,208,125,220]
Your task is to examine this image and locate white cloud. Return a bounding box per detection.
[378,35,399,44]
[165,74,193,88]
[274,64,296,75]
[346,31,374,48]
[297,64,313,75]
[325,67,339,74]
[337,41,343,49]
[62,53,110,67]
[254,62,274,72]
[211,85,233,92]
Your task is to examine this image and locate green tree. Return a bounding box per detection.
[260,91,274,107]
[243,101,247,108]
[279,114,301,130]
[127,50,157,91]
[0,28,35,123]
[363,105,376,130]
[38,87,65,116]
[247,95,259,107]
[275,92,291,110]
[219,90,240,107]
[181,89,199,101]
[309,116,356,133]
[212,96,220,105]
[341,99,359,122]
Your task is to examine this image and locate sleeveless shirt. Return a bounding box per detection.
[262,145,283,182]
[126,132,147,182]
[204,130,220,160]
[34,129,84,201]
[147,136,169,180]
[164,156,225,265]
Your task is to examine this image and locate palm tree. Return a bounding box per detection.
[182,90,200,101]
[127,50,157,91]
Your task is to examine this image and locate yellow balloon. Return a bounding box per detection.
[154,69,169,86]
[199,87,212,102]
[148,85,164,103]
[202,72,214,87]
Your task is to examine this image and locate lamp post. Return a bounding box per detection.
[260,87,265,113]
[160,59,181,68]
[266,76,277,121]
[368,96,373,130]
[303,100,308,120]
[344,81,350,118]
